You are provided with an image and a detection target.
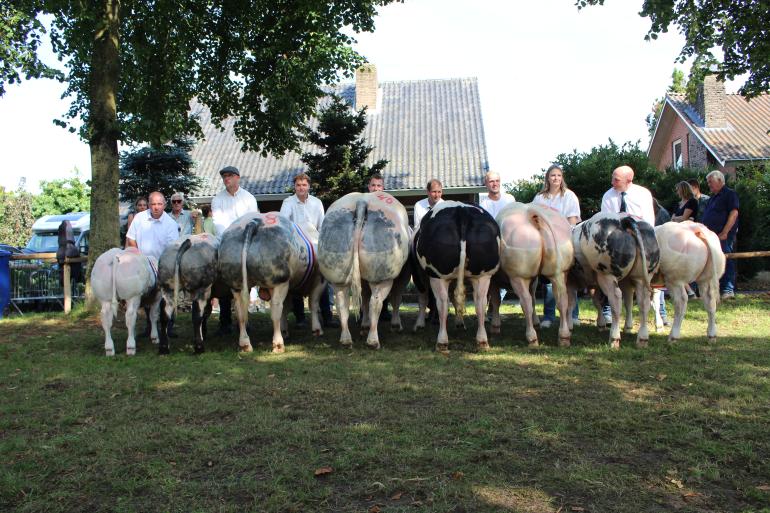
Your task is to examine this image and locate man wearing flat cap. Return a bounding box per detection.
[211,165,259,334]
[211,166,259,237]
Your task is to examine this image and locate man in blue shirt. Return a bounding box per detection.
[701,170,739,299]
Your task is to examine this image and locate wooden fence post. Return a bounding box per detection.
[63,262,72,314]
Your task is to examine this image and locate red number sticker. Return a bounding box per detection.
[263,212,278,225]
[376,193,394,205]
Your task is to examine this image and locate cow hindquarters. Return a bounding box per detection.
[472,275,491,350]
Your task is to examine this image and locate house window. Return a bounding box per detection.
[672,139,683,170]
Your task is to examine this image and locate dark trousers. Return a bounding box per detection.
[292,285,334,321]
[219,294,232,328]
[720,236,736,294]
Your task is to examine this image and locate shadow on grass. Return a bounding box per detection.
[1,298,769,512]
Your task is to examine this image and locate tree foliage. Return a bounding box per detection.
[646,68,686,136]
[119,139,201,204]
[31,170,91,218]
[0,186,35,248]
[577,0,770,98]
[1,0,396,285]
[301,96,388,204]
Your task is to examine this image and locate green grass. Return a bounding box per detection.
[1,296,769,512]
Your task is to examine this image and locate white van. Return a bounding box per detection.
[26,212,90,254]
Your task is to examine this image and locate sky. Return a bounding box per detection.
[0,0,742,193]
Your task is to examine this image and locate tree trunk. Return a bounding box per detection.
[85,0,121,302]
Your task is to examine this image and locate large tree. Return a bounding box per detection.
[577,0,770,98]
[119,139,201,204]
[1,0,395,282]
[301,95,388,204]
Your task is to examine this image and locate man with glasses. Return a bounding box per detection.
[169,192,195,236]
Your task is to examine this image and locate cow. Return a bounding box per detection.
[90,247,161,356]
[414,201,501,352]
[318,192,410,349]
[652,221,725,343]
[156,233,220,354]
[218,212,326,353]
[488,202,575,347]
[571,212,660,349]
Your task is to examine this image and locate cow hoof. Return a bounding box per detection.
[436,343,449,354]
[272,344,285,354]
[390,324,403,333]
[239,344,253,353]
[313,329,322,337]
[527,339,539,348]
[193,346,205,355]
[668,337,678,344]
[490,324,501,335]
[477,340,490,351]
[559,337,571,348]
[127,348,136,356]
[151,337,159,345]
[340,341,353,349]
[610,339,621,350]
[636,339,649,348]
[708,336,717,344]
[158,346,170,355]
[413,323,425,332]
[365,341,381,350]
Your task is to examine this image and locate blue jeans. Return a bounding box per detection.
[720,236,736,294]
[543,281,579,321]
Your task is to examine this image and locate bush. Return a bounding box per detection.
[733,164,770,279]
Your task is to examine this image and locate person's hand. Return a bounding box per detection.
[718,231,728,241]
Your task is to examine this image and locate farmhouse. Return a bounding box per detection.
[188,65,490,220]
[647,75,770,176]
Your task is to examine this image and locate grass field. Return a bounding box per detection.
[1,296,769,513]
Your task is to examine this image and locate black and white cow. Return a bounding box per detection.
[156,233,219,354]
[414,201,501,352]
[318,192,410,349]
[218,212,326,353]
[571,212,660,348]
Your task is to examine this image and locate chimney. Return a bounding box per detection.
[696,74,727,128]
[355,64,377,112]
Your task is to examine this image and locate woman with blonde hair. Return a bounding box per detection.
[126,196,148,230]
[531,164,581,328]
[671,181,698,222]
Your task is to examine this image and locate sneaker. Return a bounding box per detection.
[540,319,553,329]
[721,291,735,301]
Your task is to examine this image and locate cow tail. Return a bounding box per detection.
[174,238,192,317]
[625,217,653,292]
[695,224,723,303]
[350,200,367,315]
[110,254,120,319]
[454,215,467,318]
[241,220,259,312]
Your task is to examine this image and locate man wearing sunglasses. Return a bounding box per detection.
[169,192,194,236]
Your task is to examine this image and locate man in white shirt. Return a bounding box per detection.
[413,178,444,228]
[211,166,259,237]
[169,191,195,236]
[367,173,385,192]
[126,191,179,260]
[126,191,180,337]
[211,165,259,334]
[600,165,655,226]
[280,173,337,327]
[479,171,515,220]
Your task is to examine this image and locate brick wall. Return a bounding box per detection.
[696,75,727,128]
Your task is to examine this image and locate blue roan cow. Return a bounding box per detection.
[571,212,660,348]
[218,212,326,353]
[414,201,501,352]
[156,233,219,354]
[318,192,410,349]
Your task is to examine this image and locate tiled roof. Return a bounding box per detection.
[666,93,770,164]
[189,77,489,197]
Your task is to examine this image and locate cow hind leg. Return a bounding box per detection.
[192,296,208,354]
[634,281,651,348]
[596,275,622,349]
[472,276,491,351]
[699,277,719,343]
[335,285,353,348]
[233,290,252,352]
[309,278,325,337]
[366,280,393,349]
[510,277,537,346]
[413,290,428,332]
[622,283,635,333]
[100,301,116,357]
[124,296,142,356]
[552,273,571,347]
[270,282,290,353]
[667,283,688,343]
[488,282,501,335]
[390,291,404,333]
[158,294,173,355]
[430,278,451,352]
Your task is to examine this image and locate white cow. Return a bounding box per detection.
[91,247,161,356]
[490,202,575,347]
[318,192,410,349]
[652,221,726,343]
